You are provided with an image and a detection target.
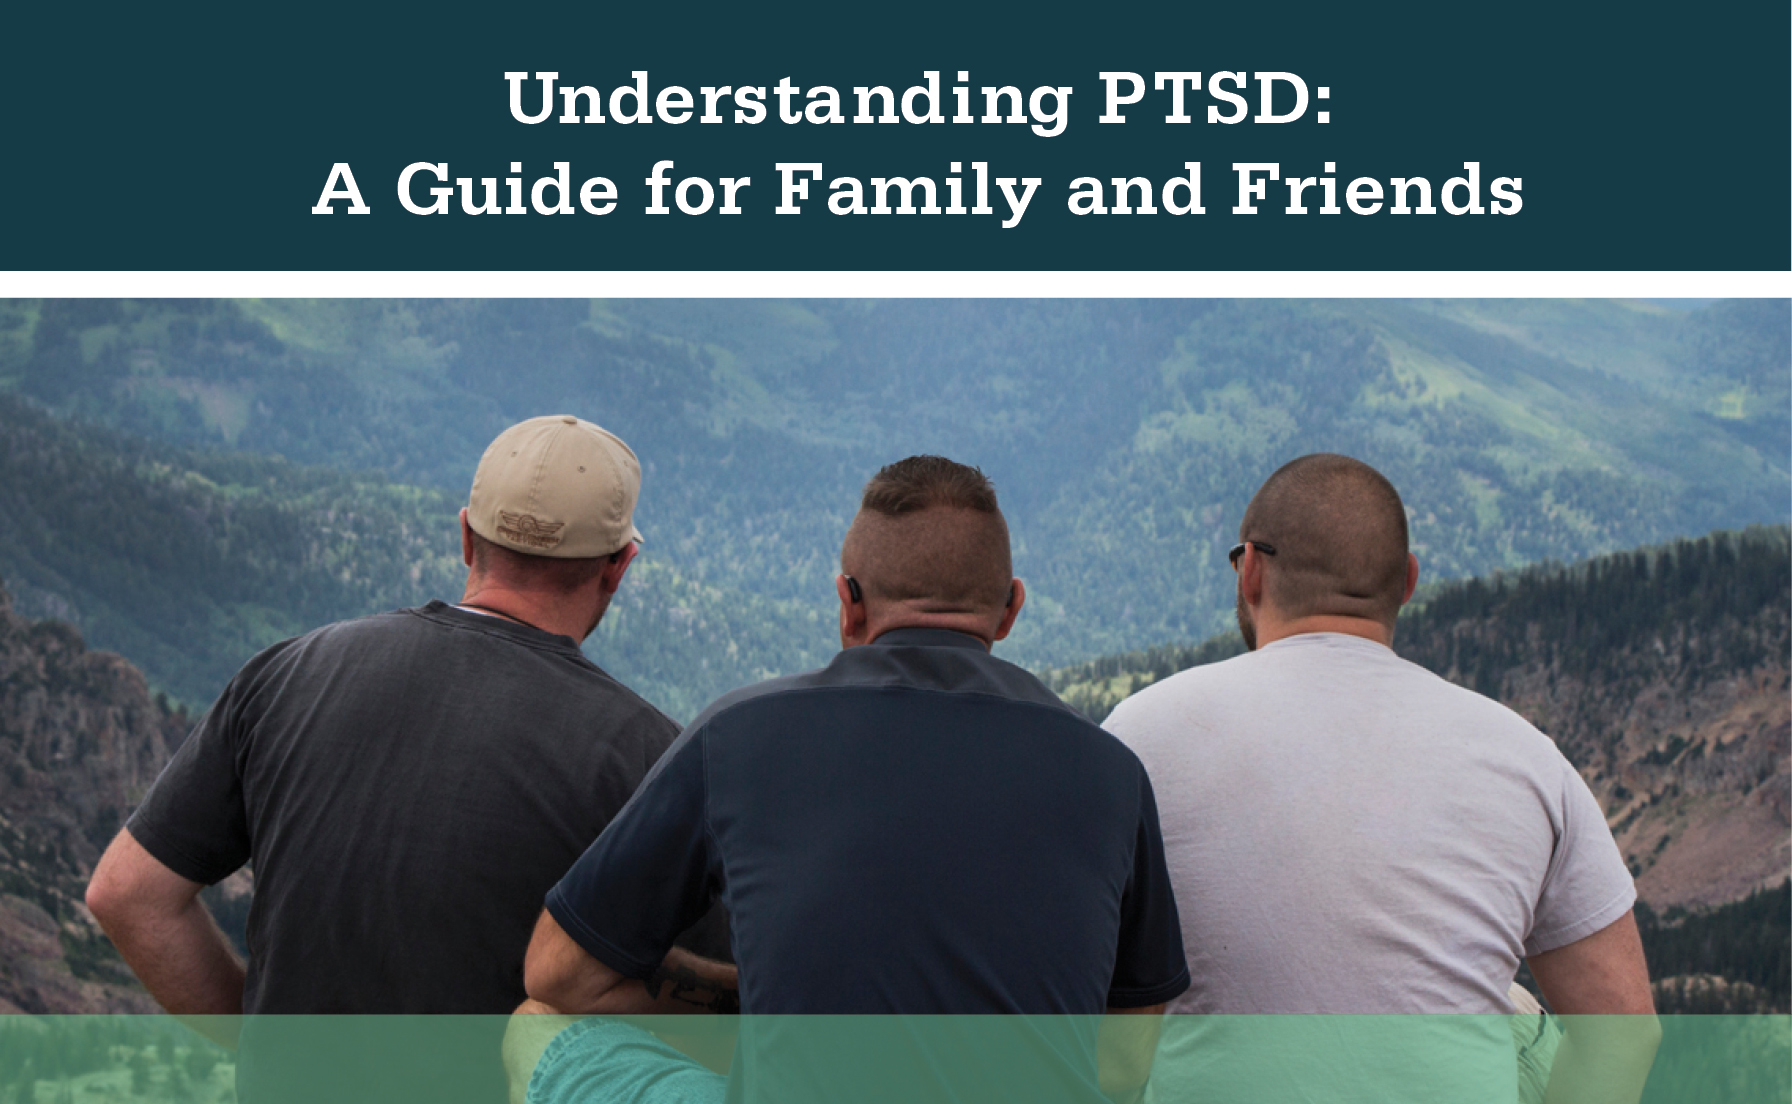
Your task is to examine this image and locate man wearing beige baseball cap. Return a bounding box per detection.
[87,416,732,1102]
[459,414,648,639]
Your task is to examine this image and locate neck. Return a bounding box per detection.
[860,613,996,650]
[459,580,602,642]
[1252,613,1394,650]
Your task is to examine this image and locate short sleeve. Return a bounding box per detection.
[545,729,714,979]
[1106,769,1191,1007]
[125,690,253,886]
[1524,755,1637,957]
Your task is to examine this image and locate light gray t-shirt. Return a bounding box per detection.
[1103,632,1635,1015]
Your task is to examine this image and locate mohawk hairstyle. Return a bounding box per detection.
[860,455,1002,516]
[845,456,1011,609]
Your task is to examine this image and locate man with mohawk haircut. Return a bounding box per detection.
[516,455,1187,1104]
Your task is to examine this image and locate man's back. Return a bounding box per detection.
[1104,453,1657,1104]
[1104,632,1634,1015]
[550,627,1188,1017]
[525,456,1190,1104]
[128,601,679,1013]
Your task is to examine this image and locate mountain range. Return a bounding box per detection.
[0,297,1785,717]
[0,295,1783,1013]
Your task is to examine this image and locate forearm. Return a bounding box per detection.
[504,1000,584,1104]
[526,910,738,1017]
[578,948,739,1016]
[87,829,244,1020]
[1098,1003,1164,1104]
[104,893,243,1010]
[1528,911,1659,1104]
[1541,1015,1661,1104]
[99,894,244,1048]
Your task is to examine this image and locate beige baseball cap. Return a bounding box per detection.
[468,415,644,558]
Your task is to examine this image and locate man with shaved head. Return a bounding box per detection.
[1232,452,1415,646]
[517,455,1187,1104]
[1105,454,1657,1104]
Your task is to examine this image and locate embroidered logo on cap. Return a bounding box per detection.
[497,511,566,550]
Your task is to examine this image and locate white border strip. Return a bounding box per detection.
[3,271,1788,298]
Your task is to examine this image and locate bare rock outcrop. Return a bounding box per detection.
[0,579,183,1012]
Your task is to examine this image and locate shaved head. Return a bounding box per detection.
[1241,454,1410,627]
[841,456,1012,614]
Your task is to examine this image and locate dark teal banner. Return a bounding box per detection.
[5,3,1787,270]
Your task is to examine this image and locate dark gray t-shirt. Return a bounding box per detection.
[128,600,684,1014]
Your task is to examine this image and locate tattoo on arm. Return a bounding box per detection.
[644,962,740,1014]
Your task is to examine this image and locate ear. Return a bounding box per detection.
[460,508,476,569]
[598,542,640,596]
[1401,552,1420,605]
[836,574,869,647]
[1238,543,1267,607]
[992,578,1027,642]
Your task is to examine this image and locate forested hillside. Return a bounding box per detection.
[1637,880,1789,1014]
[0,395,829,718]
[2,298,1784,679]
[0,395,464,707]
[1054,525,1788,725]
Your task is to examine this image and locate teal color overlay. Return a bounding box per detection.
[0,1014,1784,1104]
[2,3,1786,271]
[533,1019,724,1104]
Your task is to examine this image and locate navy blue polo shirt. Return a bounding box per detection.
[547,627,1189,1015]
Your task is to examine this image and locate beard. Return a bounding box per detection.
[1235,591,1258,651]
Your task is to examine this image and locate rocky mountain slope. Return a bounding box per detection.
[0,582,174,1012]
[1394,526,1789,910]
